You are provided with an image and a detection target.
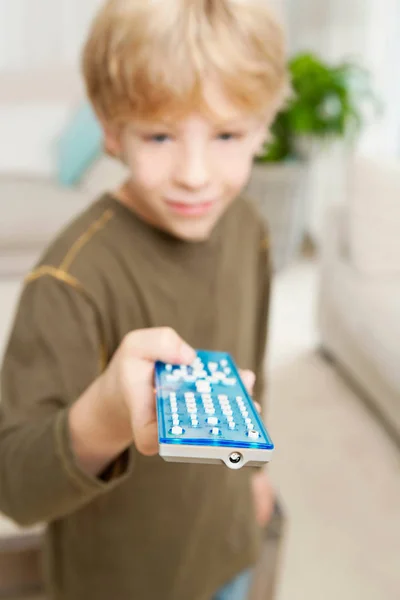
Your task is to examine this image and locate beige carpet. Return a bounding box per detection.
[268,351,400,600]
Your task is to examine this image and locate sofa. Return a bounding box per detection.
[318,155,400,446]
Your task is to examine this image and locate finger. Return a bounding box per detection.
[124,327,196,364]
[240,369,256,395]
[254,402,262,414]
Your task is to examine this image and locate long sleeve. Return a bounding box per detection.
[0,275,132,527]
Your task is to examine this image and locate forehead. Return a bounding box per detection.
[134,80,263,128]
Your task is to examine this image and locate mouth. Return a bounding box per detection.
[164,198,217,217]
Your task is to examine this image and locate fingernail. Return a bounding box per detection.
[181,343,196,363]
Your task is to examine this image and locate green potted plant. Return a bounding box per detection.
[246,52,377,269]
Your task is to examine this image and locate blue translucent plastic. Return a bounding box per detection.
[155,350,274,450]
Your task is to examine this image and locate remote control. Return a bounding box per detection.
[155,350,274,469]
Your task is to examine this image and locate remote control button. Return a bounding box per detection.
[228,422,236,430]
[205,408,216,415]
[183,375,196,383]
[224,367,231,375]
[196,381,211,392]
[220,359,228,367]
[218,394,228,401]
[224,378,236,386]
[170,392,177,398]
[214,372,225,380]
[207,417,219,425]
[187,407,197,414]
[191,420,199,428]
[172,418,180,427]
[223,408,233,416]
[171,408,178,416]
[245,417,252,425]
[248,430,259,440]
[166,374,179,382]
[246,422,254,430]
[202,393,212,400]
[171,426,184,436]
[185,391,195,398]
[166,364,173,372]
[241,409,249,418]
[211,427,221,436]
[207,376,219,384]
[208,362,218,372]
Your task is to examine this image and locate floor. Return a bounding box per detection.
[268,260,400,600]
[2,258,400,600]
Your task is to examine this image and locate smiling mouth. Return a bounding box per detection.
[164,199,217,217]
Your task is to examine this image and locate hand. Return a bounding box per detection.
[99,328,196,456]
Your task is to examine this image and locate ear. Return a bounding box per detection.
[102,121,123,158]
[252,122,269,157]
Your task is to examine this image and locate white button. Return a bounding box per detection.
[171,407,178,415]
[207,417,219,425]
[223,409,233,416]
[185,391,195,398]
[220,359,228,367]
[227,415,234,423]
[211,427,221,435]
[229,422,236,430]
[224,378,236,386]
[241,410,249,418]
[206,409,216,416]
[248,430,259,440]
[245,417,252,425]
[187,407,197,414]
[191,420,199,428]
[184,375,196,383]
[196,381,211,392]
[166,374,178,382]
[170,392,177,398]
[224,367,231,375]
[236,396,244,403]
[218,394,228,402]
[166,364,173,372]
[202,393,212,400]
[171,426,183,435]
[214,372,225,380]
[247,422,254,430]
[208,362,218,372]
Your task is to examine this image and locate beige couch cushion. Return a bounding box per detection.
[348,156,400,276]
[0,177,90,275]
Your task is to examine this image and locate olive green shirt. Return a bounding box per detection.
[0,194,271,600]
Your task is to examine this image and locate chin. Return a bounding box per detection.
[171,222,215,242]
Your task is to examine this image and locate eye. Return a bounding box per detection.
[217,132,243,141]
[147,133,171,143]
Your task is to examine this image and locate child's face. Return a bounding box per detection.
[106,84,270,241]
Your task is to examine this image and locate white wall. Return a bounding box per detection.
[1,0,399,176]
[0,0,105,175]
[286,0,400,157]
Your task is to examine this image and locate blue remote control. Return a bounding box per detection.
[155,350,274,469]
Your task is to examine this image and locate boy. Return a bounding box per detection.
[0,1,287,598]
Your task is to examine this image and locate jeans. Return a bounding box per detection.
[212,570,253,600]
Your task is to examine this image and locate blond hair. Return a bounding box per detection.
[82,0,288,123]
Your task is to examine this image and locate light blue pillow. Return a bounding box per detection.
[57,103,103,186]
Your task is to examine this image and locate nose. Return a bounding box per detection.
[174,144,211,191]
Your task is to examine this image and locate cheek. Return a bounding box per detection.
[125,147,171,190]
[216,149,254,190]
